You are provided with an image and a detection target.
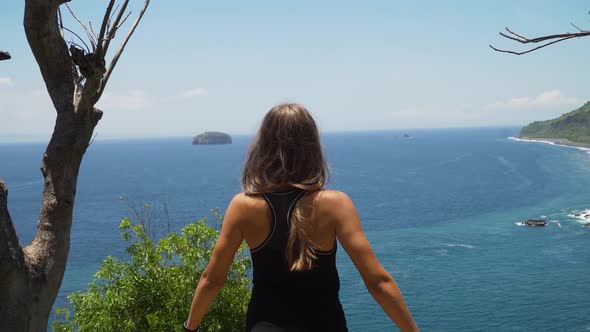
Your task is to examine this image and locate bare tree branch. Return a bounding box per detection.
[118,10,133,30]
[62,26,91,53]
[102,0,130,56]
[491,29,590,55]
[24,0,76,112]
[570,22,588,33]
[0,178,31,329]
[0,179,26,279]
[489,35,580,55]
[491,12,590,55]
[97,0,151,99]
[65,4,96,50]
[108,4,121,30]
[502,27,530,42]
[95,0,116,58]
[89,21,99,41]
[58,7,64,38]
[59,0,152,104]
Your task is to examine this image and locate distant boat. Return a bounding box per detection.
[403,133,411,138]
[521,219,547,227]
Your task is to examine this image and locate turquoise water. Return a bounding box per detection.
[1,128,589,331]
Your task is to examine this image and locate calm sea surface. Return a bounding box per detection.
[1,128,589,331]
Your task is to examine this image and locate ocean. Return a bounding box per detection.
[1,128,589,331]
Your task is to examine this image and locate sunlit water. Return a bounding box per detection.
[2,128,589,331]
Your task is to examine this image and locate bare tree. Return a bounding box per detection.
[490,11,590,55]
[0,51,10,61]
[0,0,150,330]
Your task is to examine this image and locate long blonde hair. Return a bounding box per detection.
[242,103,330,271]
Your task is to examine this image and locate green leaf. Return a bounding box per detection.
[53,208,250,332]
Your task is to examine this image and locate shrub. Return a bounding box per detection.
[52,206,251,332]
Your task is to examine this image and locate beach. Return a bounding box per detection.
[510,136,590,153]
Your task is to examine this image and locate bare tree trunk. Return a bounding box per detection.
[0,105,101,331]
[0,0,150,330]
[24,107,102,330]
[0,180,32,330]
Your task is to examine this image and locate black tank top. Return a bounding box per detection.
[245,189,348,332]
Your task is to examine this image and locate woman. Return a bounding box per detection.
[184,103,418,331]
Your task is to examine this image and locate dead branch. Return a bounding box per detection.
[571,22,588,33]
[65,4,96,50]
[500,27,590,44]
[63,0,150,102]
[89,21,98,41]
[102,0,130,56]
[95,0,116,58]
[62,26,91,53]
[490,34,581,55]
[97,0,151,99]
[491,15,590,55]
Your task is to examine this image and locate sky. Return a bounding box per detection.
[1,0,589,142]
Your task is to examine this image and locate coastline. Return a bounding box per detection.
[520,137,590,149]
[508,136,590,154]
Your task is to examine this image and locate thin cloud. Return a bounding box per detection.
[0,77,13,87]
[97,89,150,111]
[485,89,582,110]
[182,88,209,98]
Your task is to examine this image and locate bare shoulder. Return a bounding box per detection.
[323,189,351,200]
[316,189,354,207]
[314,189,356,221]
[231,192,258,205]
[229,192,265,209]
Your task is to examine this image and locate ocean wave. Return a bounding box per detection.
[508,137,590,155]
[443,243,474,249]
[567,209,590,222]
[495,155,532,190]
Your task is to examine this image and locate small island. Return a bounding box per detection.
[192,131,232,145]
[519,101,590,147]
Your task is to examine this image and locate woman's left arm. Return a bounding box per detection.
[184,194,246,330]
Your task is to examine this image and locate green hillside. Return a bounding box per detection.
[520,101,590,144]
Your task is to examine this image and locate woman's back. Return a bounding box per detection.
[242,188,348,331]
[240,189,338,254]
[184,104,417,332]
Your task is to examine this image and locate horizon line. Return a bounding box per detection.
[0,125,524,145]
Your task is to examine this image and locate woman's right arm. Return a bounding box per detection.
[325,190,419,332]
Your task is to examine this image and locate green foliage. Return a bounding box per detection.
[520,101,590,143]
[52,207,251,332]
